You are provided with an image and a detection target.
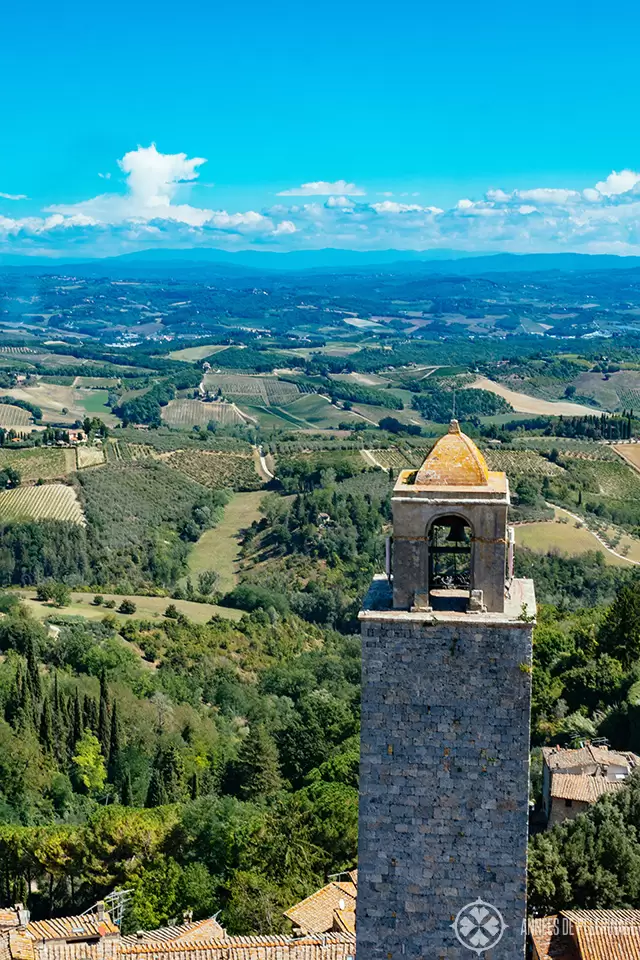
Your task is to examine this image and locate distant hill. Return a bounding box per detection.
[3,248,640,275]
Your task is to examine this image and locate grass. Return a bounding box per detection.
[75,389,112,416]
[187,490,265,594]
[514,515,629,565]
[0,447,76,481]
[18,590,242,624]
[0,483,85,524]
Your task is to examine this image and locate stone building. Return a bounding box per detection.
[542,744,639,828]
[356,420,535,959]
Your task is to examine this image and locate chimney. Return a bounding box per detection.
[16,905,30,928]
[136,932,145,940]
[96,902,105,923]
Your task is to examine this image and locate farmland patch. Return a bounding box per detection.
[0,447,76,481]
[165,449,264,491]
[161,398,246,427]
[203,373,301,406]
[76,446,106,469]
[0,403,33,427]
[0,483,85,524]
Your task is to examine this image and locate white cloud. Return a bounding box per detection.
[277,179,365,196]
[4,150,640,258]
[325,196,355,208]
[0,192,28,201]
[595,169,640,197]
[98,173,111,180]
[274,220,296,235]
[371,201,442,214]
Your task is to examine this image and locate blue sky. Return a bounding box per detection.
[2,0,640,257]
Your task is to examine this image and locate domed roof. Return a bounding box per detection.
[415,420,489,486]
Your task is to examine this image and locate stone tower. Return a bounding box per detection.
[356,421,535,959]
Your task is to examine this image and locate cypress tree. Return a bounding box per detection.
[5,663,25,727]
[98,671,110,756]
[108,701,121,781]
[25,636,42,704]
[189,771,199,800]
[39,697,54,754]
[83,694,97,733]
[71,690,83,748]
[121,770,134,806]
[145,767,167,808]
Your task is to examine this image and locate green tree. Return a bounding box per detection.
[98,671,110,756]
[230,725,283,802]
[601,582,640,668]
[72,730,107,794]
[39,697,54,754]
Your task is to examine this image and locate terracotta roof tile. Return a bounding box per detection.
[122,921,225,947]
[550,774,625,803]
[284,883,357,935]
[119,934,355,960]
[27,916,119,943]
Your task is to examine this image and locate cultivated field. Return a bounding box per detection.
[614,443,640,474]
[161,398,246,427]
[0,483,85,524]
[76,446,106,469]
[165,449,264,490]
[169,344,229,361]
[0,447,76,481]
[572,371,640,412]
[1,383,119,425]
[484,450,565,477]
[0,403,33,427]
[470,376,600,416]
[203,373,301,406]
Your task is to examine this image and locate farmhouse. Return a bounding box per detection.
[542,743,639,827]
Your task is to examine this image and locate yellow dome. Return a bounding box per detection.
[415,420,489,486]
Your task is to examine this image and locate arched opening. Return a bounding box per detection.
[428,514,473,611]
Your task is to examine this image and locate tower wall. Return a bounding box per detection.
[356,581,534,960]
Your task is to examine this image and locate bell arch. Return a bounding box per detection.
[426,512,474,609]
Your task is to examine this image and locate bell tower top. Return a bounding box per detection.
[390,422,511,613]
[415,419,490,486]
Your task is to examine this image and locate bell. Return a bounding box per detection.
[446,518,468,543]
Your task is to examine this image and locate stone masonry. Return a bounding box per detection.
[356,577,534,959]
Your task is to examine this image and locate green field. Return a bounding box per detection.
[18,590,242,624]
[0,447,76,480]
[75,388,112,416]
[169,344,229,361]
[187,490,265,594]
